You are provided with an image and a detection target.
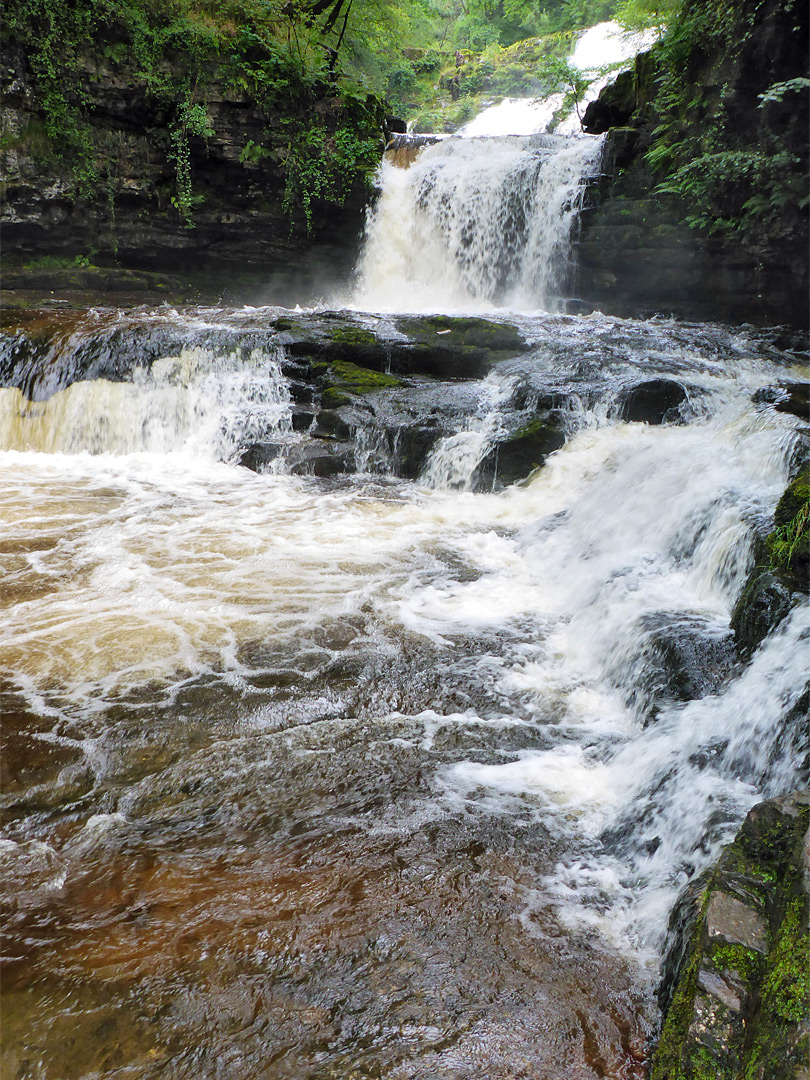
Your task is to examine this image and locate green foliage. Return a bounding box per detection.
[4,0,100,192]
[239,139,271,165]
[614,0,679,31]
[768,501,809,570]
[168,99,215,227]
[655,149,806,233]
[282,123,380,232]
[5,0,390,231]
[5,0,670,226]
[640,0,809,241]
[758,77,810,106]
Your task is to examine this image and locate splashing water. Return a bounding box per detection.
[0,345,292,461]
[354,134,603,312]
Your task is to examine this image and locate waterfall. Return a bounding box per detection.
[353,132,603,313]
[0,345,292,461]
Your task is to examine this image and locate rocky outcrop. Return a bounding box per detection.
[731,467,809,658]
[1,308,551,486]
[651,791,810,1079]
[577,0,809,328]
[0,34,384,291]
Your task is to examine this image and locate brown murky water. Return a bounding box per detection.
[2,681,651,1080]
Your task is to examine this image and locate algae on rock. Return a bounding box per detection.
[651,792,810,1079]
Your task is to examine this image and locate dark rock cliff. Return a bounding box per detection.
[1,33,385,297]
[576,0,809,328]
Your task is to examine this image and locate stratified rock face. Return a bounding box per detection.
[651,791,810,1079]
[0,40,383,286]
[577,0,809,328]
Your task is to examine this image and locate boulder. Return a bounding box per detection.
[478,413,567,488]
[619,379,688,425]
[731,571,797,659]
[651,791,810,1080]
[754,382,810,421]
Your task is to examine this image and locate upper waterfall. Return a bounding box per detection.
[352,132,603,314]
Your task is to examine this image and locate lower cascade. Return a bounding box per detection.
[1,105,808,1080]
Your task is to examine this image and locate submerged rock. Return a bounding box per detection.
[479,412,567,488]
[624,613,736,723]
[651,791,810,1079]
[619,379,688,425]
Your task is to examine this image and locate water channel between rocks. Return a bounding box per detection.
[1,119,808,1080]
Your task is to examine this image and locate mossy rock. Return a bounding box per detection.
[765,469,809,583]
[312,409,351,441]
[327,327,377,346]
[393,315,529,380]
[276,313,528,381]
[324,360,402,396]
[774,468,810,528]
[651,792,810,1080]
[273,317,306,334]
[320,387,352,410]
[397,314,527,353]
[477,413,567,489]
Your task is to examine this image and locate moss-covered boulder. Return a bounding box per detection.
[278,313,529,380]
[651,791,810,1080]
[320,360,403,410]
[393,315,530,379]
[480,414,567,488]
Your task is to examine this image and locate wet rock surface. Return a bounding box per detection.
[731,468,809,658]
[0,674,652,1080]
[623,614,736,724]
[1,304,809,1079]
[619,379,689,425]
[651,791,810,1080]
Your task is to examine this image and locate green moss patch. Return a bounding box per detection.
[324,360,402,398]
[328,327,377,346]
[397,315,527,354]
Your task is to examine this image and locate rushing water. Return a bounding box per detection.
[2,110,809,1079]
[355,134,603,312]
